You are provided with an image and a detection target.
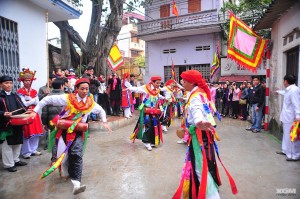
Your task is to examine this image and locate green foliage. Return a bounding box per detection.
[220,0,272,40]
[70,0,83,7]
[126,0,152,12]
[134,55,145,68]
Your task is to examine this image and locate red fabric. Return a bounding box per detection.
[150,76,162,82]
[22,113,43,139]
[75,78,90,87]
[172,1,179,17]
[17,87,37,98]
[121,80,133,108]
[165,79,175,86]
[196,129,208,199]
[181,70,212,101]
[16,88,43,138]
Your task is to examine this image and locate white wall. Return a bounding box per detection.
[118,25,131,57]
[269,1,300,123]
[0,0,47,91]
[145,33,216,82]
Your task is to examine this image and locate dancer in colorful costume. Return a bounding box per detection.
[121,72,133,118]
[17,68,43,159]
[160,79,183,132]
[29,78,111,195]
[173,70,237,199]
[127,76,164,151]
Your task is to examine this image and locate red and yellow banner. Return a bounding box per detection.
[227,11,268,72]
[107,44,124,71]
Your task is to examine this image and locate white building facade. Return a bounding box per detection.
[0,0,81,91]
[255,0,300,137]
[117,13,145,58]
[138,0,224,82]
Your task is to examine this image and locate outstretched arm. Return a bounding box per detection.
[33,94,67,113]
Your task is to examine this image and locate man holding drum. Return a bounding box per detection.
[29,78,111,195]
[0,75,28,172]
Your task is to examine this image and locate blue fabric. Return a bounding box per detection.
[91,94,98,120]
[251,103,263,130]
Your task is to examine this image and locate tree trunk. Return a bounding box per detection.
[85,0,104,68]
[96,0,123,76]
[54,21,88,54]
[70,42,80,69]
[54,0,124,76]
[60,29,71,69]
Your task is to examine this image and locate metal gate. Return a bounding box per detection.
[0,16,20,90]
[164,64,210,82]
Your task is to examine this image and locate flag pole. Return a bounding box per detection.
[46,11,49,89]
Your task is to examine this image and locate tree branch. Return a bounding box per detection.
[54,21,88,54]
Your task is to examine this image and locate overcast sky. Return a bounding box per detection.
[48,0,144,41]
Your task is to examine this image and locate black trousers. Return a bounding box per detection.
[98,93,111,115]
[160,104,173,127]
[62,131,83,182]
[133,114,161,144]
[241,104,248,120]
[231,101,239,117]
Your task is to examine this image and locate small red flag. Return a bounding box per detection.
[172,1,179,17]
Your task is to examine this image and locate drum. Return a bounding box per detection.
[144,107,162,115]
[10,114,34,126]
[56,119,88,132]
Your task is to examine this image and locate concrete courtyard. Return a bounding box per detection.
[0,116,299,199]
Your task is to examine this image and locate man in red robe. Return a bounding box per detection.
[17,68,43,159]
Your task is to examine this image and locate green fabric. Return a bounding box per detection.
[0,129,13,141]
[48,128,58,153]
[137,108,145,139]
[189,126,219,196]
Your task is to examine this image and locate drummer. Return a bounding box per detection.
[0,75,28,172]
[29,78,111,195]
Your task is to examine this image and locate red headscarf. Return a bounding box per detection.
[165,79,175,86]
[150,76,162,82]
[180,70,211,101]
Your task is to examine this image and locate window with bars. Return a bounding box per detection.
[163,49,176,54]
[0,16,20,90]
[195,45,210,51]
[164,64,210,82]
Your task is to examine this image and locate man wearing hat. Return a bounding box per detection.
[17,68,44,159]
[29,78,111,195]
[121,73,133,118]
[173,70,237,198]
[0,75,28,172]
[127,76,164,151]
[159,79,183,132]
